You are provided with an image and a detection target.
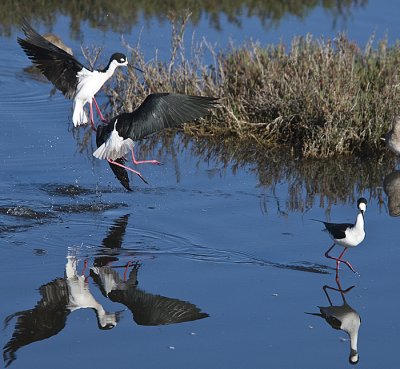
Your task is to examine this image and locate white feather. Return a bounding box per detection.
[72,99,88,126]
[93,119,134,160]
[72,63,123,126]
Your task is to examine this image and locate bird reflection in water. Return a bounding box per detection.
[383,170,400,217]
[3,215,208,366]
[92,214,209,326]
[306,277,361,365]
[3,254,119,367]
[91,262,209,326]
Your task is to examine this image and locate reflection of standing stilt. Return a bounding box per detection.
[306,277,361,365]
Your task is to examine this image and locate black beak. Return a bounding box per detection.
[129,64,144,73]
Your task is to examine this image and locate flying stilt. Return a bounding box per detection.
[17,21,130,130]
[313,198,367,276]
[93,93,218,187]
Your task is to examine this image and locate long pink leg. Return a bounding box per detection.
[324,244,356,273]
[107,159,148,184]
[123,261,133,281]
[81,259,88,275]
[131,149,161,165]
[88,101,97,132]
[93,98,109,123]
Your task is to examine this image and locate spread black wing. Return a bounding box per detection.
[322,222,352,240]
[3,278,69,367]
[101,214,130,249]
[115,93,219,140]
[17,21,86,98]
[109,288,209,326]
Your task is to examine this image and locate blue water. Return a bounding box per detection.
[1,2,400,368]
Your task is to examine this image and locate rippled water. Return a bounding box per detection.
[1,3,400,369]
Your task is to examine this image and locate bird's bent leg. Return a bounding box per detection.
[131,149,161,166]
[107,159,148,184]
[93,98,109,123]
[325,244,356,274]
[89,101,97,132]
[322,285,334,306]
[336,248,356,274]
[123,261,133,282]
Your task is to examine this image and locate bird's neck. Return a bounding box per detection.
[350,329,359,352]
[100,61,118,76]
[354,211,364,230]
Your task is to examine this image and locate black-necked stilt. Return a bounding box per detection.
[94,93,218,187]
[313,198,367,275]
[306,280,361,365]
[90,264,209,326]
[17,21,129,130]
[383,117,400,155]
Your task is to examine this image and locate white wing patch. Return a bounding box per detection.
[93,120,134,160]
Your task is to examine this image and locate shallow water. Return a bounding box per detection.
[1,3,400,369]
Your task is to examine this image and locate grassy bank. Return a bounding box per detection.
[105,15,400,159]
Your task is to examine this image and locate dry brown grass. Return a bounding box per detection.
[104,12,400,159]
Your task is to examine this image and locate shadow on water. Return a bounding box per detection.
[305,276,361,365]
[0,0,367,36]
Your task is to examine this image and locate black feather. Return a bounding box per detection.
[95,93,218,189]
[109,288,209,326]
[17,21,85,98]
[311,219,351,240]
[107,158,132,191]
[98,93,219,142]
[3,279,69,367]
[96,124,132,191]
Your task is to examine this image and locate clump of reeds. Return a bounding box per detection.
[106,13,400,158]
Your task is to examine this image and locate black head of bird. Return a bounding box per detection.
[106,53,128,68]
[357,197,367,215]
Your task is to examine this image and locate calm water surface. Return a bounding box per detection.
[1,2,400,368]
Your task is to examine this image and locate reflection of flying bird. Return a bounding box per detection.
[17,21,129,129]
[3,279,69,367]
[65,256,120,329]
[91,264,209,326]
[306,281,361,365]
[383,116,400,155]
[93,214,130,266]
[94,93,218,189]
[313,198,367,275]
[383,171,400,217]
[3,256,119,367]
